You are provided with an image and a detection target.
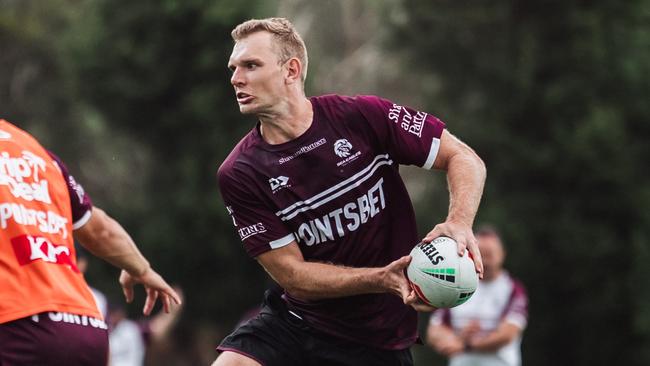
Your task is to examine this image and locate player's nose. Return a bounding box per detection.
[230,67,245,87]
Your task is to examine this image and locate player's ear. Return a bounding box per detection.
[284,58,302,85]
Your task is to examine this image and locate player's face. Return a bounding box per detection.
[228,32,287,115]
[477,236,505,281]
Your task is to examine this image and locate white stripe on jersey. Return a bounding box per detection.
[269,233,296,249]
[275,154,393,221]
[422,137,441,170]
[72,209,92,230]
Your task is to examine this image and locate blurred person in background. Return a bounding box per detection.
[0,120,181,365]
[214,17,486,366]
[76,246,109,318]
[427,226,528,366]
[108,286,184,366]
[108,302,146,366]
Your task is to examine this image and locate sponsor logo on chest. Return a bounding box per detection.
[334,139,361,167]
[293,177,386,246]
[0,150,52,204]
[269,176,290,193]
[0,203,69,238]
[278,138,327,165]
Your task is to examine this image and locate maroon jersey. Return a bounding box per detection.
[47,152,93,228]
[218,94,445,349]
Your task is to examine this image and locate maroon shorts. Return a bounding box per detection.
[0,312,108,366]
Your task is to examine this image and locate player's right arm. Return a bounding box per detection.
[256,241,412,300]
[75,207,149,277]
[353,95,485,278]
[257,243,435,311]
[74,207,181,314]
[217,154,434,309]
[48,151,180,314]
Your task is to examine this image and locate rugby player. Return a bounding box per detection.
[214,18,486,366]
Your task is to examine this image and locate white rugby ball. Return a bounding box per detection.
[406,236,478,308]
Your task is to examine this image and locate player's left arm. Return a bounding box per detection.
[421,129,486,278]
[465,320,523,352]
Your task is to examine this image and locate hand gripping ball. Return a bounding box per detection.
[407,236,478,308]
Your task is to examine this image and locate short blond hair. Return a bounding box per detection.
[232,17,308,82]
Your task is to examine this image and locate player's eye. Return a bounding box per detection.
[246,62,258,70]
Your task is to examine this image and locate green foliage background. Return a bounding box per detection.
[1,0,648,364]
[389,1,650,364]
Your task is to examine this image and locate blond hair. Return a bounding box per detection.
[232,17,308,82]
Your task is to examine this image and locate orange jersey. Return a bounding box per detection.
[0,120,101,323]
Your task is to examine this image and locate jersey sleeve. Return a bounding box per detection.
[354,95,446,169]
[503,279,529,330]
[47,151,93,229]
[217,166,295,258]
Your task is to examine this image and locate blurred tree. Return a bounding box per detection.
[2,0,276,363]
[389,0,650,365]
[65,0,277,344]
[0,0,79,145]
[0,0,156,242]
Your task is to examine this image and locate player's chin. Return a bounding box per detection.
[238,105,256,115]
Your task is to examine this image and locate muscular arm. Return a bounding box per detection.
[74,207,181,314]
[424,130,487,276]
[74,207,149,276]
[434,130,486,230]
[467,321,522,352]
[256,242,411,300]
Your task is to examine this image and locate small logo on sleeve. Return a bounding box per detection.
[67,176,85,204]
[388,104,427,137]
[238,223,267,241]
